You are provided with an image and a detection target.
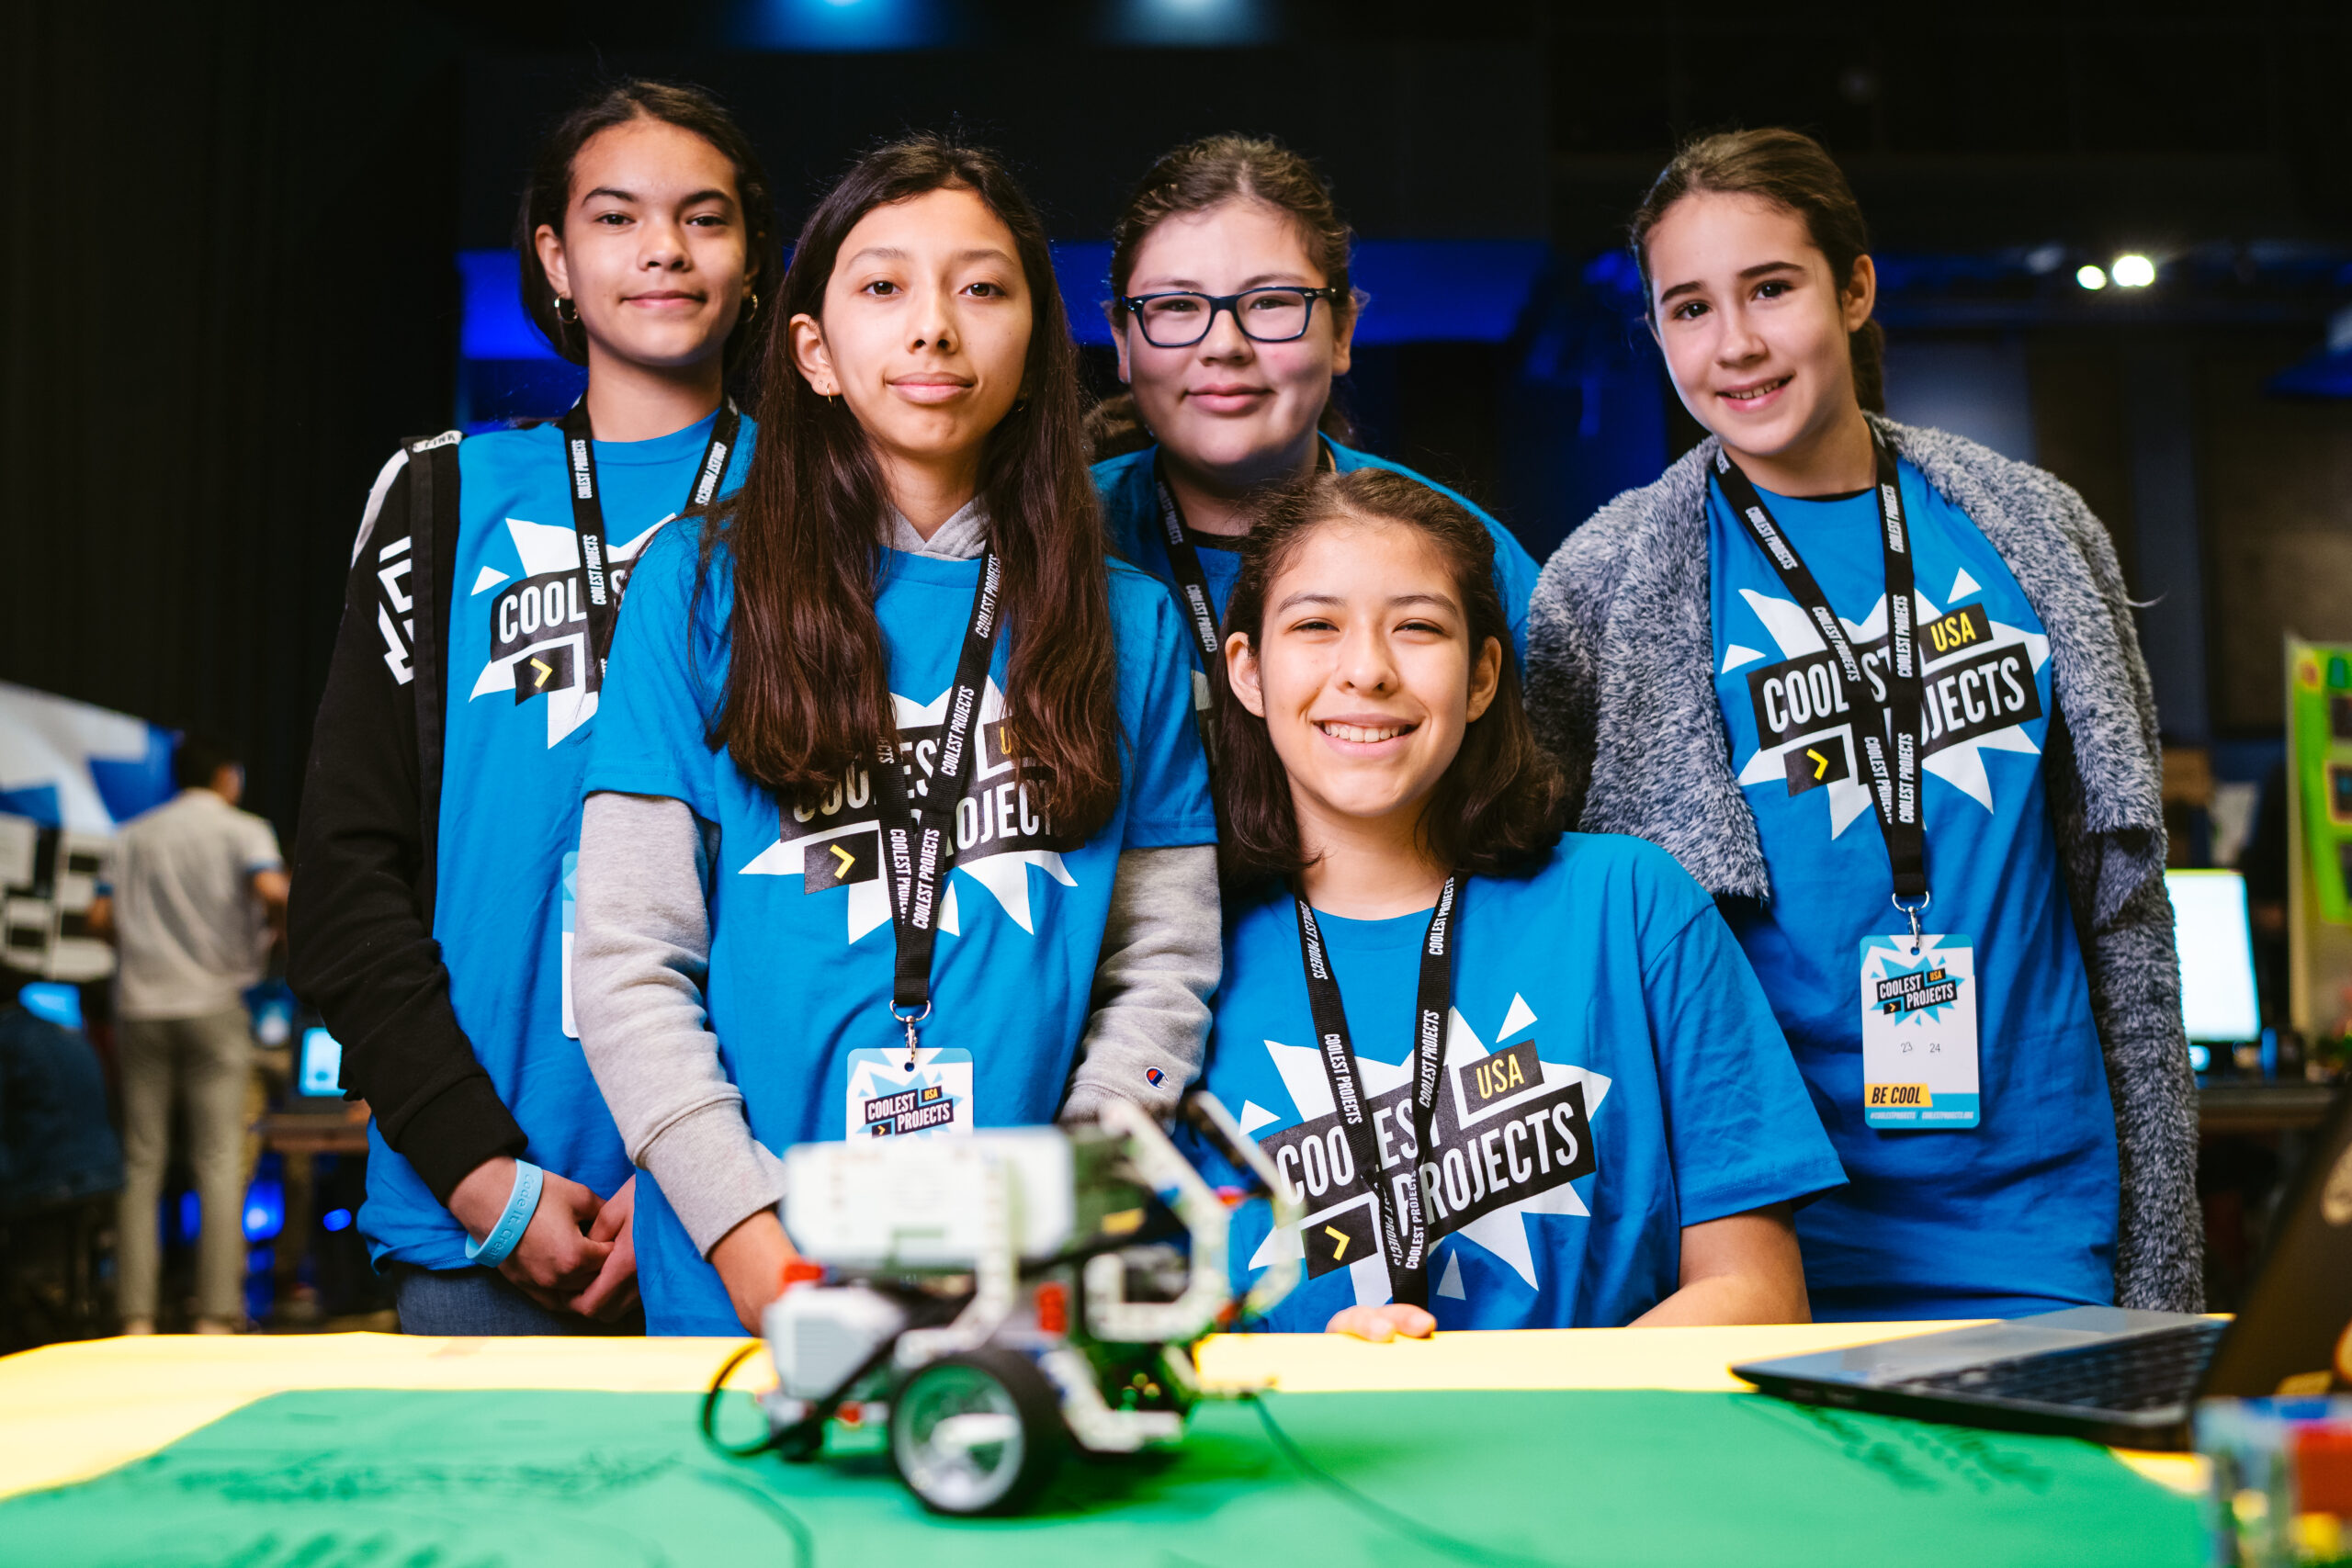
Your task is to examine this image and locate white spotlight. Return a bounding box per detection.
[2112,254,2156,288]
[2076,265,2109,291]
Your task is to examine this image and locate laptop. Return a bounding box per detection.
[1735,1078,2352,1450]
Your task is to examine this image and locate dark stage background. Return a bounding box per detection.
[6,0,2352,847]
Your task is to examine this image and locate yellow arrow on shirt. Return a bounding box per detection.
[530,656,553,690]
[830,843,856,876]
[1806,746,1829,780]
[1325,1224,1351,1261]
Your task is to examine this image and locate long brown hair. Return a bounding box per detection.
[1087,134,1362,459]
[1629,128,1885,414]
[515,79,777,371]
[1215,468,1564,890]
[708,135,1122,839]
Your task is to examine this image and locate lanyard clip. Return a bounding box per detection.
[1892,891,1931,956]
[888,1000,932,1073]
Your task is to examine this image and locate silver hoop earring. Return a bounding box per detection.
[554,295,579,324]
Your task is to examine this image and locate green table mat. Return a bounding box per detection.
[0,1386,2202,1567]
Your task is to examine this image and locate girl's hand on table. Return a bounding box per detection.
[1327,1303,1437,1342]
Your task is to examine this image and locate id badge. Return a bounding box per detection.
[1858,934,1980,1129]
[845,1047,975,1139]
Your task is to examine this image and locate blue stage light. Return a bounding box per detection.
[727,0,950,51]
[1102,0,1276,47]
[322,1208,355,1234]
[242,1178,285,1243]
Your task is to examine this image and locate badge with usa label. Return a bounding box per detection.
[1858,934,1980,1130]
[845,1047,975,1140]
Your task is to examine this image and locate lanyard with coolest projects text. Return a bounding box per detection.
[1153,472,1232,716]
[557,399,742,679]
[1292,874,1460,1309]
[1712,433,1932,939]
[868,548,1005,1067]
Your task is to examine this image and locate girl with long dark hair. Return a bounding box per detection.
[573,137,1218,1335]
[1525,130,2199,1320]
[1193,468,1841,1338]
[1089,135,1541,751]
[291,79,773,1332]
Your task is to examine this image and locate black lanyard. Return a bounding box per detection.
[1152,470,1232,716]
[868,549,1004,1063]
[558,399,742,679]
[1713,434,1928,908]
[1292,874,1459,1308]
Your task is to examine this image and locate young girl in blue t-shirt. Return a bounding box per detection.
[573,137,1219,1335]
[291,79,771,1334]
[1194,466,1842,1338]
[1523,130,2197,1321]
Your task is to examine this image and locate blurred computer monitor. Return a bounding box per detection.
[2164,869,2261,1044]
[297,1025,345,1102]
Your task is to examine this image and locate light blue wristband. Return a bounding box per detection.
[464,1160,545,1269]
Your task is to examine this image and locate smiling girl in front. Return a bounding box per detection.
[1194,468,1841,1338]
[571,138,1217,1334]
[1524,130,2198,1323]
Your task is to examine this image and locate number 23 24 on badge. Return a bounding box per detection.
[1858,935,1980,1130]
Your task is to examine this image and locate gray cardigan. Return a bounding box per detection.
[1523,415,2201,1313]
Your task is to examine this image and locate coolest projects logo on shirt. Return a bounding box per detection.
[465,516,669,748]
[1241,994,1612,1308]
[739,678,1075,940]
[1724,568,2050,836]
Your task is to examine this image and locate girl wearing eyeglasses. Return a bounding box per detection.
[1090,136,1540,750]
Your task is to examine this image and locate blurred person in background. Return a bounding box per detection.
[90,735,285,1334]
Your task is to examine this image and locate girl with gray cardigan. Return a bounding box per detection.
[1523,130,2200,1320]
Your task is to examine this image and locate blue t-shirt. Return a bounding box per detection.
[360,410,755,1269]
[1091,438,1540,663]
[1705,459,2120,1320]
[1188,837,1844,1331]
[586,526,1218,1334]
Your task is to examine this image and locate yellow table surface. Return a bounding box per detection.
[0,1322,2203,1501]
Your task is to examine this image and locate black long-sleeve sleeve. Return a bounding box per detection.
[288,451,526,1203]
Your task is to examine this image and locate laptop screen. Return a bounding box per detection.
[2164,870,2261,1043]
[298,1026,345,1100]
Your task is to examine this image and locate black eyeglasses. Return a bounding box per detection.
[1117,286,1342,348]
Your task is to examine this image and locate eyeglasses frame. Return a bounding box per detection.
[1115,285,1344,348]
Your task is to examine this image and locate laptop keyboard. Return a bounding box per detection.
[1891,1319,2227,1413]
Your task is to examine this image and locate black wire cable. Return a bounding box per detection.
[1246,1393,1564,1568]
[699,1340,784,1459]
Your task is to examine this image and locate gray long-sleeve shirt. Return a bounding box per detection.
[572,501,1220,1257]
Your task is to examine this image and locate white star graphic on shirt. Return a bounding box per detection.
[1732,566,2049,835]
[1243,995,1611,1306]
[464,514,671,749]
[738,677,1075,942]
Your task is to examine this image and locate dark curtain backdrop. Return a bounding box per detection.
[1,2,463,841]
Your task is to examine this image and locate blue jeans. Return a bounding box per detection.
[388,1263,642,1336]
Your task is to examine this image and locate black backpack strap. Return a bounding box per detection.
[401,431,462,928]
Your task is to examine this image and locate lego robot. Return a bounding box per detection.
[703,1093,1300,1516]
